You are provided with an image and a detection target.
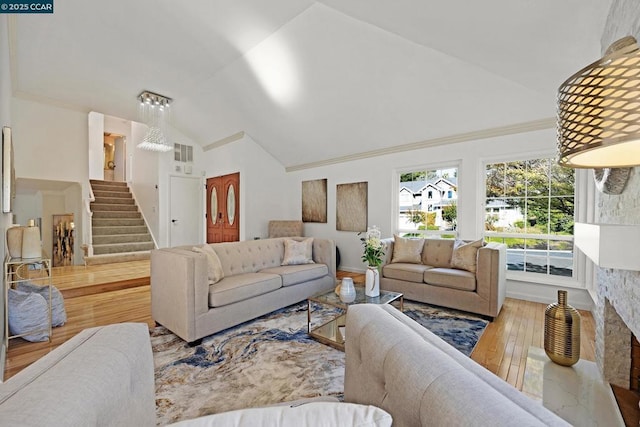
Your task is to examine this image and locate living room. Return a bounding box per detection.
[1,0,640,425]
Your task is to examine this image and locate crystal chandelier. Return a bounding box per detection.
[137,90,173,152]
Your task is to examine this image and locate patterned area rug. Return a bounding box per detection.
[152,300,488,425]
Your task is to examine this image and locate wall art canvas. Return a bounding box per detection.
[302,179,327,223]
[336,181,367,232]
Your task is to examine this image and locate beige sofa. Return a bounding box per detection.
[151,237,336,343]
[345,304,569,426]
[0,323,155,427]
[380,238,507,319]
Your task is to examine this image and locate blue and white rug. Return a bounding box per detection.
[152,300,487,425]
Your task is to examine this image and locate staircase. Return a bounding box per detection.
[84,180,155,266]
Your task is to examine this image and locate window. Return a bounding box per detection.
[397,167,458,237]
[484,158,575,278]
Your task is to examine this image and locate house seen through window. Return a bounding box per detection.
[484,158,575,278]
[398,167,458,237]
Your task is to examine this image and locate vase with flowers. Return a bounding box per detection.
[359,225,385,297]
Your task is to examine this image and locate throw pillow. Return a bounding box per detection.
[450,239,484,273]
[15,281,67,327]
[192,245,224,284]
[166,402,392,427]
[282,238,315,265]
[391,234,424,264]
[7,288,50,342]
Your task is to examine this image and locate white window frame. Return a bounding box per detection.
[394,161,461,239]
[479,151,591,288]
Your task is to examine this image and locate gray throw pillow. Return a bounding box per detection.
[8,288,50,342]
[16,281,67,327]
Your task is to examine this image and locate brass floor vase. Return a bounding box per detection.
[544,290,581,366]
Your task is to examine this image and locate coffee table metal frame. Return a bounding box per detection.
[307,286,403,351]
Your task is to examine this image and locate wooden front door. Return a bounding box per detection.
[206,172,239,243]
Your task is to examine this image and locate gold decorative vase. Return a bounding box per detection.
[544,290,581,366]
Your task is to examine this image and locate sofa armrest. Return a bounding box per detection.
[311,238,337,280]
[475,242,507,318]
[151,248,209,342]
[0,323,155,427]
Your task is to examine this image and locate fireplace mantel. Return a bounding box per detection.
[574,223,640,271]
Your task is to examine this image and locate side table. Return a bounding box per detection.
[522,346,624,426]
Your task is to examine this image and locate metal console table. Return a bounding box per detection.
[2,253,52,381]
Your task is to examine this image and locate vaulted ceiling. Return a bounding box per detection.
[10,0,612,169]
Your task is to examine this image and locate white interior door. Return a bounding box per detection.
[114,136,126,182]
[169,176,202,246]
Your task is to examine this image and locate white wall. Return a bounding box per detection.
[204,126,592,308]
[157,126,206,248]
[201,134,290,242]
[88,111,104,181]
[12,98,88,184]
[286,128,559,271]
[11,99,90,261]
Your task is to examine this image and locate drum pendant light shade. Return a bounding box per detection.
[557,36,640,168]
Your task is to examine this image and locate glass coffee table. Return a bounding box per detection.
[307,285,403,351]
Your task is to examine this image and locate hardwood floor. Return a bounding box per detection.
[4,266,616,419]
[4,262,153,380]
[336,271,597,380]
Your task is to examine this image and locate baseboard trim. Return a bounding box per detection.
[507,280,594,311]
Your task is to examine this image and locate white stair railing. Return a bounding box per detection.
[83,183,95,258]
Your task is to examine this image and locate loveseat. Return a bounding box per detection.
[379,237,507,319]
[0,323,155,427]
[345,304,569,426]
[151,237,336,343]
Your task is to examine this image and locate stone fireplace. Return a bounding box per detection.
[594,166,640,389]
[593,0,640,391]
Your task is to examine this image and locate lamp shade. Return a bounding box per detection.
[557,36,640,168]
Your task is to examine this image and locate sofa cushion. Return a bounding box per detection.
[450,239,484,273]
[192,245,225,284]
[422,239,454,268]
[208,273,282,307]
[383,263,431,283]
[168,402,392,427]
[423,268,476,291]
[260,264,328,287]
[282,238,315,265]
[391,235,424,264]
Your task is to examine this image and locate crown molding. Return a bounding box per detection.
[203,131,245,151]
[285,118,556,172]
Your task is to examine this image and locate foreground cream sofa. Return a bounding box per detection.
[151,237,336,343]
[345,304,569,426]
[0,323,155,427]
[380,238,507,319]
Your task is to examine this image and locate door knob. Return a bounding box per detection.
[171,219,178,223]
